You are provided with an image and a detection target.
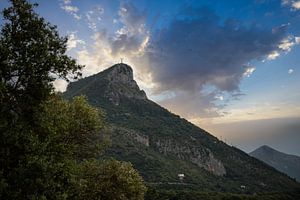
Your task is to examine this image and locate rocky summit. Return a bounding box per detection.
[63,63,300,194]
[102,63,147,104]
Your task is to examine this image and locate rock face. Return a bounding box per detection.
[155,139,226,176]
[103,64,147,105]
[250,145,300,182]
[64,63,300,193]
[66,63,147,106]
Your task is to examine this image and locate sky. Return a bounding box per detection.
[1,0,300,156]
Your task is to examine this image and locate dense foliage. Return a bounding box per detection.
[0,0,146,199]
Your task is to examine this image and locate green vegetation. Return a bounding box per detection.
[0,1,146,199]
[145,187,300,200]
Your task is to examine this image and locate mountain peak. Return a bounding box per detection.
[65,63,147,106]
[104,63,134,84]
[250,145,300,182]
[101,63,147,105]
[259,145,274,151]
[250,145,276,156]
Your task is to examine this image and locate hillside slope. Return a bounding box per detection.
[63,63,300,194]
[250,145,300,182]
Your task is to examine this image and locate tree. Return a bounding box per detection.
[74,159,147,200]
[0,0,146,199]
[0,0,83,198]
[0,0,83,120]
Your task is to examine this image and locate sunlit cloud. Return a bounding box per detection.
[215,95,224,101]
[85,5,104,31]
[67,32,85,51]
[278,36,296,51]
[71,3,152,93]
[282,0,300,10]
[267,51,280,60]
[288,68,294,74]
[243,66,256,77]
[60,0,81,20]
[267,35,300,60]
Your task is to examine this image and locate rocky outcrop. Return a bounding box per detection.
[155,139,226,176]
[103,64,147,105]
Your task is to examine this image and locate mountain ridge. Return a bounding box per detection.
[63,63,300,194]
[250,145,300,182]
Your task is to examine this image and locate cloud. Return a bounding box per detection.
[75,2,150,82]
[278,35,300,52]
[282,0,300,10]
[67,32,85,51]
[215,95,224,101]
[60,0,81,20]
[63,5,78,13]
[64,4,297,122]
[85,5,104,31]
[148,7,288,93]
[109,3,149,56]
[159,90,224,119]
[267,51,280,60]
[288,68,294,74]
[243,66,256,77]
[293,1,300,9]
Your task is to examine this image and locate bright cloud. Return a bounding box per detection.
[243,67,256,77]
[267,51,280,60]
[282,0,300,10]
[62,5,78,13]
[278,37,295,51]
[85,5,104,31]
[74,3,151,88]
[67,32,85,51]
[215,95,224,101]
[63,0,71,4]
[267,35,300,60]
[60,0,81,20]
[288,69,294,74]
[292,1,300,9]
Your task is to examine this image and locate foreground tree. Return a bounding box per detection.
[0,0,146,199]
[74,159,147,200]
[0,0,83,198]
[0,0,83,117]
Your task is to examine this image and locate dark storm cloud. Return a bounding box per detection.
[148,7,288,93]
